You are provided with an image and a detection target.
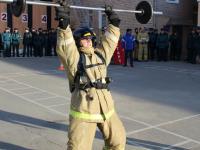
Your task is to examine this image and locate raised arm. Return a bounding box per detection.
[98,5,121,66]
[55,1,79,91]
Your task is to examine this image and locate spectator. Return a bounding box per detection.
[193,27,200,64]
[30,28,37,57]
[2,27,12,57]
[11,28,21,57]
[169,31,178,60]
[187,28,196,63]
[51,28,57,56]
[23,27,32,57]
[148,28,157,60]
[33,30,43,57]
[138,27,149,61]
[134,28,139,61]
[0,32,2,57]
[122,28,135,67]
[43,30,49,56]
[156,28,169,61]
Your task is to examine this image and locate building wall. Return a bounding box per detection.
[0,0,195,58]
[0,4,8,33]
[0,0,194,32]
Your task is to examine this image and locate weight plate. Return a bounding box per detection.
[135,1,152,24]
[10,0,26,17]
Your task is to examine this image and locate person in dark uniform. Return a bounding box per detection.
[11,28,21,57]
[0,32,2,57]
[169,31,179,61]
[42,30,49,56]
[49,28,57,56]
[148,28,157,60]
[23,28,32,57]
[156,28,169,61]
[187,28,196,63]
[30,28,36,57]
[33,30,43,57]
[193,27,200,64]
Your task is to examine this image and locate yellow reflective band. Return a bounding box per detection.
[83,32,92,37]
[69,109,114,120]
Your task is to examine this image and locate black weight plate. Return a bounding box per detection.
[135,1,152,24]
[10,0,26,17]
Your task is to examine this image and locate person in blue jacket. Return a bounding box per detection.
[122,29,135,67]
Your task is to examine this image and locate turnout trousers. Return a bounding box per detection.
[138,43,148,61]
[67,112,126,150]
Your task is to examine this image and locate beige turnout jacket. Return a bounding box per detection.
[56,24,120,122]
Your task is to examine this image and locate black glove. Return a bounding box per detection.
[55,0,70,29]
[104,5,121,27]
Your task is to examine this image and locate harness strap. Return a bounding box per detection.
[72,51,108,92]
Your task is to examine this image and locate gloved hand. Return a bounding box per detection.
[104,5,121,27]
[55,0,70,29]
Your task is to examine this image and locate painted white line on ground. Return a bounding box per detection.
[160,140,191,150]
[35,96,59,102]
[186,144,200,150]
[0,79,11,83]
[0,86,66,117]
[1,74,200,148]
[143,65,200,76]
[121,115,200,145]
[127,139,164,150]
[3,77,70,101]
[126,139,149,150]
[48,103,67,108]
[0,69,61,77]
[10,87,32,91]
[8,87,30,91]
[4,73,26,78]
[17,91,43,96]
[126,113,200,135]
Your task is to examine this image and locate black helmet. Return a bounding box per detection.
[73,27,96,47]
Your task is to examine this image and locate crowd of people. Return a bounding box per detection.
[1,26,200,65]
[0,27,57,57]
[121,27,200,67]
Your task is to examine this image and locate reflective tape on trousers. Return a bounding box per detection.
[69,109,114,120]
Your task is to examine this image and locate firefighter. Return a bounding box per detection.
[55,1,126,150]
[138,27,149,61]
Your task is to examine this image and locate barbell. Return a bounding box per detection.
[0,0,163,24]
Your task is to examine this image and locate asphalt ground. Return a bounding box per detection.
[0,57,200,150]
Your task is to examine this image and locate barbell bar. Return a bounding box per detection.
[0,0,163,24]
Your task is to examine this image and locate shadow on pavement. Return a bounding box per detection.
[0,141,31,150]
[0,109,67,132]
[0,57,200,114]
[0,109,190,149]
[127,137,189,150]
